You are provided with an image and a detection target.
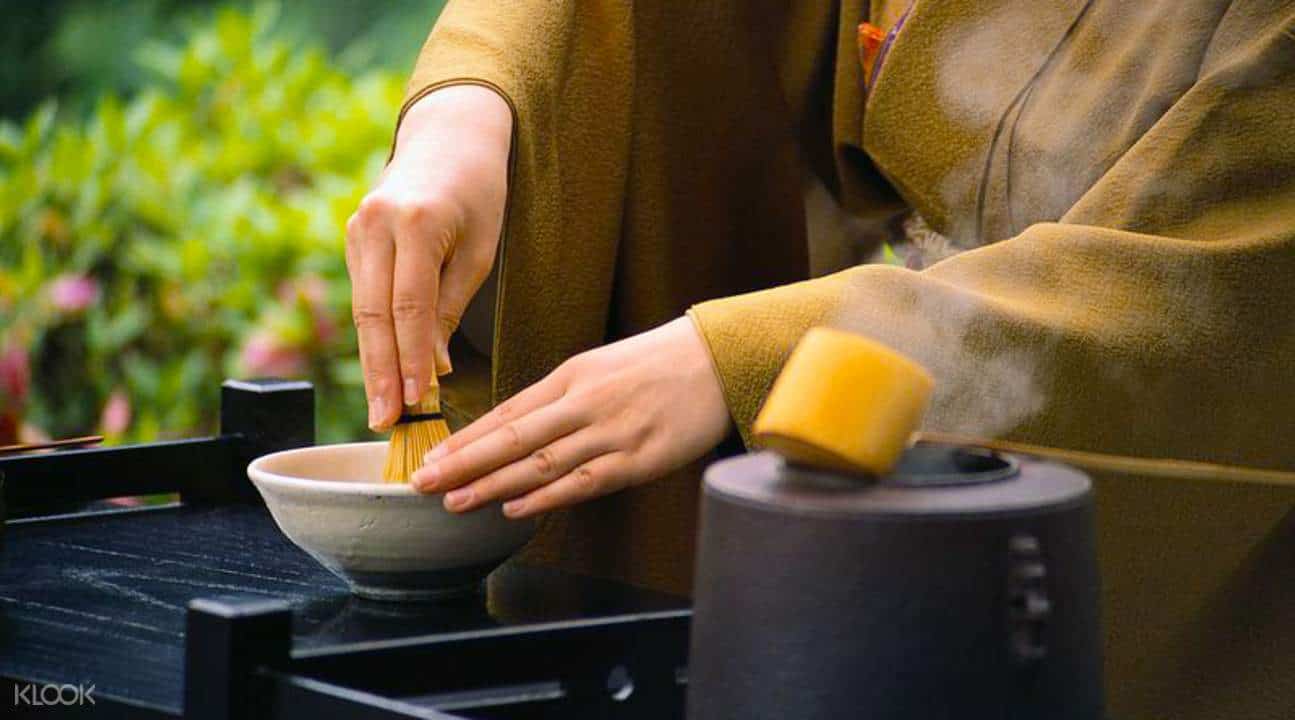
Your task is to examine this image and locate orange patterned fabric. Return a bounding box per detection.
[857,22,887,90]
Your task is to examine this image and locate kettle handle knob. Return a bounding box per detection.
[1008,533,1051,662]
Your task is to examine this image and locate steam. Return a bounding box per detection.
[823,1,1292,455]
[831,262,1048,439]
[933,5,1057,129]
[818,5,1095,438]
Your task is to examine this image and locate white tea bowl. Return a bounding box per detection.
[248,441,535,601]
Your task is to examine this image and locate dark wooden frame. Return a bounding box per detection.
[185,597,688,720]
[0,380,691,719]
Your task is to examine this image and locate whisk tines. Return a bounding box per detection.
[382,382,452,483]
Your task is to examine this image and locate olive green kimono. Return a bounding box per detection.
[402,1,1295,717]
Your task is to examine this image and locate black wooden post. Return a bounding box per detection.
[220,378,314,470]
[183,379,314,504]
[185,596,293,720]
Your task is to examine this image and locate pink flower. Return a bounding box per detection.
[276,275,338,346]
[240,329,308,378]
[100,390,132,435]
[0,345,29,406]
[0,346,28,446]
[277,275,328,307]
[48,274,100,313]
[312,313,339,345]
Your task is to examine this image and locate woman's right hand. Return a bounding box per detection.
[346,84,511,431]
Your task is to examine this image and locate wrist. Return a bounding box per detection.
[397,83,513,152]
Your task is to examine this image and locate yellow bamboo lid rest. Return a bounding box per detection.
[752,326,935,477]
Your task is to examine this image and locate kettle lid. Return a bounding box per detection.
[705,444,1091,518]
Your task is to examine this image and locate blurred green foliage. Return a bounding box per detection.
[0,0,444,121]
[0,3,439,444]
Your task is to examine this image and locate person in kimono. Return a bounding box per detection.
[345,4,1295,716]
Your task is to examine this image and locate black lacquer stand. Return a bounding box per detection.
[0,380,690,719]
[2,379,314,514]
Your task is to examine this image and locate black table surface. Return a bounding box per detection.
[0,503,687,715]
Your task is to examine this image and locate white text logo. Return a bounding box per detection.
[13,683,97,707]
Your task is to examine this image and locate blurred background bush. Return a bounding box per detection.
[0,1,445,446]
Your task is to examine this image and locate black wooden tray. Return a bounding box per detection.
[0,381,690,719]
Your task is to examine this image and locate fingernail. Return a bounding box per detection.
[413,463,440,491]
[437,345,453,376]
[445,488,472,511]
[424,445,448,464]
[403,377,418,405]
[368,396,387,430]
[502,499,526,518]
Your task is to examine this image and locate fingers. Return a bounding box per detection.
[439,427,616,512]
[503,452,638,518]
[434,237,496,374]
[391,203,453,405]
[423,369,570,461]
[411,392,583,495]
[346,205,401,431]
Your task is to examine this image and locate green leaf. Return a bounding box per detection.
[24,102,57,151]
[8,3,419,442]
[89,303,150,350]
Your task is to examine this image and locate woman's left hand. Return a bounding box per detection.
[411,317,731,518]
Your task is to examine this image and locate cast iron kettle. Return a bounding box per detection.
[687,443,1104,719]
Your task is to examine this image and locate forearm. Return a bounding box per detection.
[690,220,1295,471]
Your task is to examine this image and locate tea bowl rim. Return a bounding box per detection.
[247,441,422,497]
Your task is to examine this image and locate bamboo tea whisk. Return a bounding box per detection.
[382,377,452,483]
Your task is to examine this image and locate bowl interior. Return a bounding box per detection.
[252,441,394,487]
